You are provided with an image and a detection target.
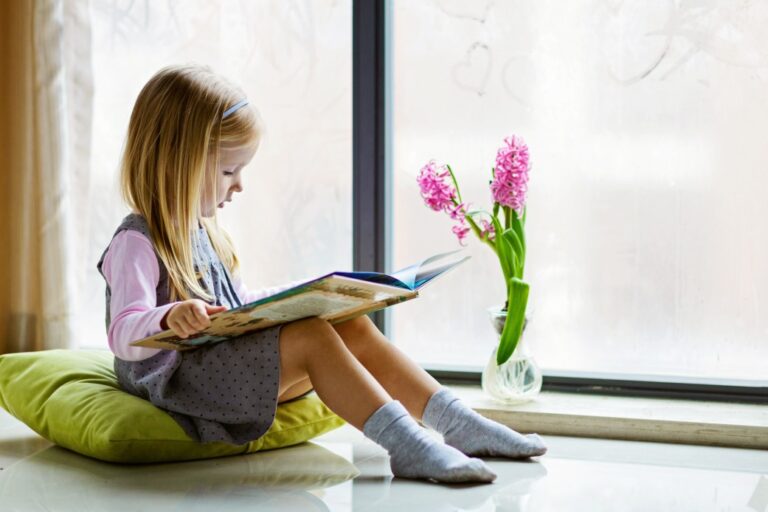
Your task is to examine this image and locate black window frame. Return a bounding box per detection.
[352,0,767,405]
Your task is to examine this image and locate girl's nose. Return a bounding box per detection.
[233,177,243,193]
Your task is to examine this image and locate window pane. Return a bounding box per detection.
[391,1,768,382]
[82,1,352,348]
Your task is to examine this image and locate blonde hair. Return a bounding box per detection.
[120,64,263,302]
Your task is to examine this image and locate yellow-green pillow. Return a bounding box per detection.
[0,349,345,463]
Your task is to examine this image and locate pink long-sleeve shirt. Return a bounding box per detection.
[101,230,306,361]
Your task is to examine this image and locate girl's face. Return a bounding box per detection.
[200,145,256,218]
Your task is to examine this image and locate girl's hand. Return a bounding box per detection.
[161,300,228,339]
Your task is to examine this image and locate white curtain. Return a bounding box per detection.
[4,0,93,352]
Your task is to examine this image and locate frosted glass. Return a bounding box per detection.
[391,1,768,381]
[82,1,352,348]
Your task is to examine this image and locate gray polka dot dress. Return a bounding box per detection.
[96,213,306,445]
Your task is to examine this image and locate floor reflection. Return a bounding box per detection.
[0,441,359,511]
[349,458,548,512]
[1,431,764,512]
[0,435,52,467]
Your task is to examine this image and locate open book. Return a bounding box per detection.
[130,249,471,351]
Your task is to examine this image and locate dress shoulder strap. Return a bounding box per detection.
[116,212,153,240]
[96,212,171,302]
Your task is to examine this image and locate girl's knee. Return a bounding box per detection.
[279,317,342,364]
[286,317,336,341]
[333,315,373,338]
[334,315,380,356]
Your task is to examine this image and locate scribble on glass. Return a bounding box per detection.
[451,42,493,97]
[95,0,193,50]
[601,0,768,85]
[650,2,768,80]
[435,0,495,24]
[598,0,674,85]
[235,0,321,99]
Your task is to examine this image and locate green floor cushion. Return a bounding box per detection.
[0,349,345,463]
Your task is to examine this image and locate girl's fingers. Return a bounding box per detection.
[192,305,216,329]
[192,302,208,320]
[170,320,189,339]
[181,317,194,336]
[183,308,206,331]
[176,314,200,337]
[194,304,213,327]
[170,301,224,338]
[205,304,227,315]
[196,313,211,329]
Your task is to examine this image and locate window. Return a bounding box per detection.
[389,1,768,383]
[81,1,352,348]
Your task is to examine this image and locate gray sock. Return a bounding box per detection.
[422,387,547,458]
[362,400,496,483]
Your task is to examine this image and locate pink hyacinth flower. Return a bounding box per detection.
[480,219,496,241]
[417,160,457,212]
[452,221,471,246]
[490,135,530,212]
[447,201,469,222]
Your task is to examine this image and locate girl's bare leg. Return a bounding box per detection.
[277,316,441,421]
[276,316,497,483]
[277,317,390,430]
[276,377,312,403]
[330,315,441,421]
[327,316,547,459]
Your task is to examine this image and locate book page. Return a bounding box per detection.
[248,291,368,322]
[305,275,414,301]
[391,249,470,290]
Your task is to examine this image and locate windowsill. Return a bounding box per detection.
[448,384,768,449]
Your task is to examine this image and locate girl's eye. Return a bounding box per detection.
[223,171,234,176]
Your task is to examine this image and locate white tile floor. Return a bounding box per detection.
[1,407,767,511]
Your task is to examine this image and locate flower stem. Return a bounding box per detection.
[445,164,463,204]
[461,205,497,253]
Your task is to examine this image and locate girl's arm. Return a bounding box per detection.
[101,230,180,361]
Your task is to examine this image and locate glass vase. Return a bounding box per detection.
[481,305,543,403]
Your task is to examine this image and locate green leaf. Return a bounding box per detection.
[489,214,511,282]
[496,277,529,365]
[510,209,527,277]
[511,209,526,252]
[501,228,523,277]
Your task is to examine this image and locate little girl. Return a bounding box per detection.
[96,64,547,484]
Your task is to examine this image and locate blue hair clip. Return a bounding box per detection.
[222,99,249,119]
